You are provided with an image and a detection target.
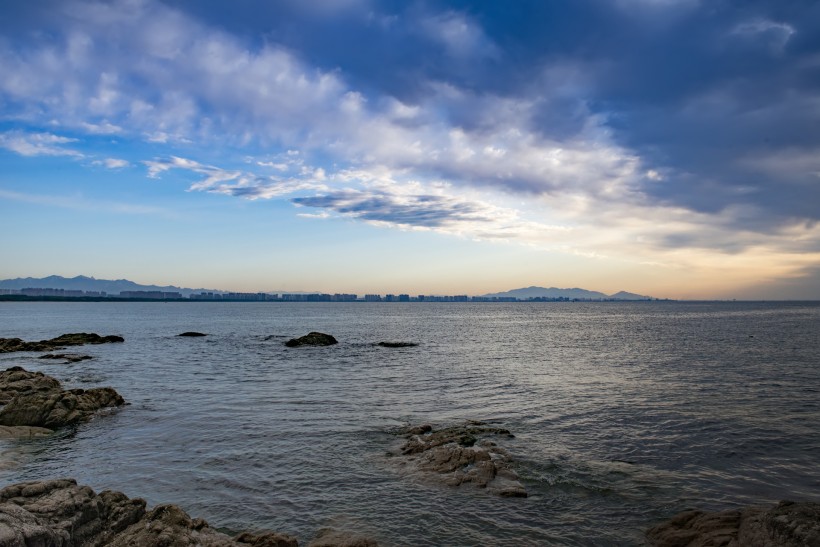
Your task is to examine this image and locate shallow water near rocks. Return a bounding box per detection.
[1,301,819,545]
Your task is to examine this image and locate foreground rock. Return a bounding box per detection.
[375,342,418,348]
[178,331,208,337]
[0,367,61,404]
[0,387,124,429]
[0,479,300,547]
[0,333,124,354]
[647,500,820,546]
[285,332,338,347]
[39,353,94,363]
[391,421,527,498]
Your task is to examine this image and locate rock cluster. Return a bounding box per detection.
[0,366,124,433]
[647,500,820,546]
[392,421,527,498]
[178,332,208,337]
[285,332,338,347]
[0,479,300,547]
[375,342,418,348]
[0,333,124,354]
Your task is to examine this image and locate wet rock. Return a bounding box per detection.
[646,500,820,546]
[375,342,418,348]
[0,333,124,354]
[178,332,208,337]
[285,332,338,347]
[308,528,379,547]
[236,530,299,546]
[39,353,94,363]
[0,425,54,439]
[0,366,61,404]
[0,386,125,429]
[0,479,298,547]
[392,421,526,497]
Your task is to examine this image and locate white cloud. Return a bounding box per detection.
[93,157,130,169]
[0,131,83,157]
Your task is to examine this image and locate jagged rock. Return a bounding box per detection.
[0,479,297,547]
[0,481,355,546]
[375,342,418,348]
[0,425,54,439]
[308,528,379,547]
[646,500,820,546]
[178,332,208,337]
[0,333,124,354]
[39,353,94,363]
[0,366,62,404]
[0,386,124,429]
[391,421,527,497]
[285,332,338,347]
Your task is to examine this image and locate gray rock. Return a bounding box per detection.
[0,479,298,547]
[392,421,527,497]
[0,333,123,354]
[0,386,125,429]
[646,500,820,546]
[0,366,62,404]
[285,332,338,347]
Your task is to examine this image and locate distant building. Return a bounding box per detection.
[364,294,382,302]
[119,291,181,299]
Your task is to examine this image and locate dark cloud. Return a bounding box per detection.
[291,191,489,228]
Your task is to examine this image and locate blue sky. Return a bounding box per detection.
[1,0,819,298]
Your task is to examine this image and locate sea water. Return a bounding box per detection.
[0,301,818,545]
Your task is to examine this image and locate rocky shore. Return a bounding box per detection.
[647,500,820,546]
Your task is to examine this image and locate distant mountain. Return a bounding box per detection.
[483,286,652,300]
[0,275,222,297]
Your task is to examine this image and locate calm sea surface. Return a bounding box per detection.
[1,301,819,545]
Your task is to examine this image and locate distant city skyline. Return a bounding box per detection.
[1,1,819,300]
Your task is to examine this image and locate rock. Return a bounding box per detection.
[646,500,820,546]
[0,386,125,429]
[0,366,61,404]
[0,479,297,547]
[0,333,124,354]
[285,332,338,347]
[39,353,94,363]
[391,422,527,497]
[375,342,418,348]
[308,528,379,547]
[0,425,54,439]
[178,332,208,337]
[235,531,299,546]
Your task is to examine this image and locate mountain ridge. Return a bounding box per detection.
[482,286,652,300]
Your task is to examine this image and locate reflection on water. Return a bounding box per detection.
[1,301,819,545]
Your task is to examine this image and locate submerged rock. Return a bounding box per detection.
[0,386,125,429]
[0,367,61,405]
[178,332,208,337]
[0,425,54,439]
[391,421,527,498]
[0,479,298,547]
[308,528,379,547]
[285,332,338,347]
[39,353,94,363]
[375,342,418,348]
[0,333,124,354]
[647,500,820,546]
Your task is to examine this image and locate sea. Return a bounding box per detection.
[0,301,818,545]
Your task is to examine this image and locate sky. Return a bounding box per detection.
[1,0,819,299]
